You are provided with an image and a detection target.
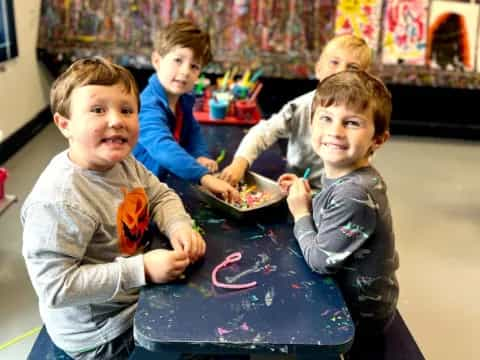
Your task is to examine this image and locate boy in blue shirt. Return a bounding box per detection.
[280,70,399,358]
[133,19,239,202]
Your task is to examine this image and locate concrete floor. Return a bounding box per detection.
[0,123,479,359]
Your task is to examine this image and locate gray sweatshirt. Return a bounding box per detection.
[21,151,192,352]
[294,166,399,329]
[235,90,323,188]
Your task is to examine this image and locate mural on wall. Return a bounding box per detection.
[37,0,336,78]
[0,0,18,62]
[334,0,384,52]
[37,0,480,88]
[381,0,429,65]
[426,0,479,72]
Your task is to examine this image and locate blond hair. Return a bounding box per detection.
[153,19,212,66]
[320,34,372,70]
[50,57,139,117]
[313,70,392,137]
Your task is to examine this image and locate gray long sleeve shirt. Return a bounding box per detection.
[235,90,323,188]
[21,151,192,352]
[294,166,399,328]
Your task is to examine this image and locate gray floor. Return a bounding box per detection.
[1,123,479,359]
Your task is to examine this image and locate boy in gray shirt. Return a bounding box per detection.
[22,57,205,359]
[279,70,399,358]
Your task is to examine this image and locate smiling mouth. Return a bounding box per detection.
[102,136,128,144]
[323,142,347,150]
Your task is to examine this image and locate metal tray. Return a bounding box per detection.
[195,171,286,220]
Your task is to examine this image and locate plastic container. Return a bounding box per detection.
[208,99,229,120]
[235,100,257,121]
[232,84,249,99]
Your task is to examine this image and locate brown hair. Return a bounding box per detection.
[50,57,139,118]
[153,19,212,66]
[319,34,372,70]
[313,70,392,137]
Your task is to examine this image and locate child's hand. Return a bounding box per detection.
[170,225,206,263]
[286,178,312,221]
[201,174,240,203]
[219,157,249,186]
[197,156,218,173]
[277,173,299,194]
[144,249,190,283]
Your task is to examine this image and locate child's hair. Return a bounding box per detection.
[313,70,392,137]
[50,57,139,118]
[153,19,212,66]
[320,34,372,70]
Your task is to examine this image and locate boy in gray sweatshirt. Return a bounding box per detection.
[280,70,399,358]
[22,57,205,359]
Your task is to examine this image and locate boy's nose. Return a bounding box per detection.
[328,121,344,136]
[107,112,124,128]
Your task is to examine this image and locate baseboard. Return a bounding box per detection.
[0,107,52,165]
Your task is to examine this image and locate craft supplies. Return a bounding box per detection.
[302,167,311,179]
[212,252,257,290]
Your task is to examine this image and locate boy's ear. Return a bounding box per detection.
[151,51,162,72]
[372,131,390,152]
[53,112,71,139]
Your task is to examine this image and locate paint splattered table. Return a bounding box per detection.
[134,126,354,359]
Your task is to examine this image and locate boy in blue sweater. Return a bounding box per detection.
[133,19,239,202]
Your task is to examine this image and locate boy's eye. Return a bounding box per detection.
[91,106,104,114]
[347,63,361,70]
[174,57,182,64]
[318,115,332,123]
[345,119,361,127]
[191,63,201,71]
[121,107,134,114]
[329,59,339,66]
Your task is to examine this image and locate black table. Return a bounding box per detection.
[133,125,354,359]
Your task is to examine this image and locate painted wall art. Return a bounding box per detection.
[334,0,384,52]
[37,0,336,79]
[381,0,429,65]
[427,0,479,71]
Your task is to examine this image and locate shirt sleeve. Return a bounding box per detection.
[22,202,145,309]
[234,99,297,164]
[293,184,377,274]
[137,160,192,236]
[138,103,208,182]
[184,112,210,159]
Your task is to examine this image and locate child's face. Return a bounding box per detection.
[54,83,139,171]
[315,46,365,81]
[152,46,201,101]
[311,103,387,178]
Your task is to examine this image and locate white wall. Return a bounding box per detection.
[0,0,52,141]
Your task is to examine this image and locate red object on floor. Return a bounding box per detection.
[0,168,8,200]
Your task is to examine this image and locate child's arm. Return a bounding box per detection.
[137,108,209,183]
[220,100,299,185]
[22,203,146,308]
[141,161,206,262]
[292,184,377,274]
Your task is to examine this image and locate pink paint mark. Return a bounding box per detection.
[321,309,330,316]
[291,283,302,289]
[217,327,232,336]
[264,264,273,274]
[240,322,249,331]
